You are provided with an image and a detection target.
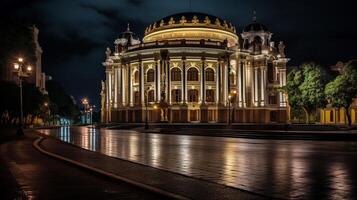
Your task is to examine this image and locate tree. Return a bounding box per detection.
[286,63,329,123]
[325,62,357,126]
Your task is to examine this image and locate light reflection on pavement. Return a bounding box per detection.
[38,126,357,199]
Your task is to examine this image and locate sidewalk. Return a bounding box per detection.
[38,136,268,200]
[1,133,163,200]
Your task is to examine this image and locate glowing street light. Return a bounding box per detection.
[13,57,32,135]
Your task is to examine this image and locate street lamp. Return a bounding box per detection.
[13,57,32,135]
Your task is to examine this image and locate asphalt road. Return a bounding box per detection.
[39,126,357,199]
[0,133,163,200]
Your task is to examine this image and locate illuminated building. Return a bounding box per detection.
[101,12,288,123]
[1,25,49,93]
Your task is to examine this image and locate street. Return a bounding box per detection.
[0,133,163,200]
[38,126,357,199]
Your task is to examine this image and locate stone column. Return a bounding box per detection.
[242,62,246,107]
[140,60,144,105]
[167,59,171,104]
[114,67,118,108]
[201,57,206,104]
[254,67,258,106]
[260,67,266,106]
[238,62,242,107]
[128,63,132,106]
[155,59,160,102]
[181,58,186,103]
[216,61,220,104]
[105,70,110,122]
[217,60,222,104]
[200,57,208,122]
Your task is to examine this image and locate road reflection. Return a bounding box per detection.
[38,126,357,199]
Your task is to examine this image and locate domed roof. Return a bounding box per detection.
[144,12,236,36]
[243,22,268,32]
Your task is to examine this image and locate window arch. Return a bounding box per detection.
[147,90,155,102]
[171,68,181,81]
[205,68,214,81]
[187,68,199,81]
[133,71,139,84]
[146,69,154,83]
[188,89,199,102]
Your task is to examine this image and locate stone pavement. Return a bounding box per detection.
[0,133,163,200]
[39,135,267,200]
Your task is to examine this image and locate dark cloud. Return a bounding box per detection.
[2,0,357,107]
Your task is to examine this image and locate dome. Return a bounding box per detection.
[243,22,268,32]
[143,12,238,46]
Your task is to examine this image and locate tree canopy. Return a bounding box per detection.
[325,62,357,126]
[286,63,329,123]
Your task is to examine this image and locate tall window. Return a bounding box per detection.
[134,71,139,84]
[206,89,215,102]
[267,63,274,83]
[268,95,277,105]
[229,72,235,85]
[171,89,182,103]
[134,91,140,105]
[147,69,154,83]
[188,89,198,102]
[171,68,181,81]
[205,68,214,81]
[187,68,199,81]
[147,90,155,103]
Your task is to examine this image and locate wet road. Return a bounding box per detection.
[0,134,163,200]
[39,126,357,199]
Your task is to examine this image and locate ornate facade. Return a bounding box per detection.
[101,12,289,123]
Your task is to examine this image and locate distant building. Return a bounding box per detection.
[1,25,50,93]
[101,12,289,123]
[320,60,357,125]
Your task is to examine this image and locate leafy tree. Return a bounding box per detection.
[286,63,329,123]
[325,62,357,126]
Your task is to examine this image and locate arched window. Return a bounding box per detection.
[206,89,215,102]
[147,90,155,102]
[134,71,139,84]
[134,91,140,105]
[171,68,181,81]
[171,89,182,103]
[188,89,198,102]
[147,69,154,83]
[253,36,262,52]
[187,68,199,81]
[229,72,235,85]
[205,68,214,81]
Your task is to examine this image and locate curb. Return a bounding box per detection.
[33,137,189,200]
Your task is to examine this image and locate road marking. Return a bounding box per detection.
[33,137,189,200]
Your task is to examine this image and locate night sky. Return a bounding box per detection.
[2,0,357,108]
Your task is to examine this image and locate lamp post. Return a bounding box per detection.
[144,87,149,129]
[13,57,32,135]
[82,98,89,124]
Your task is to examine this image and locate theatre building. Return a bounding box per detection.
[101,12,289,123]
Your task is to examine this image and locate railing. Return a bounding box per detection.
[127,39,228,51]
